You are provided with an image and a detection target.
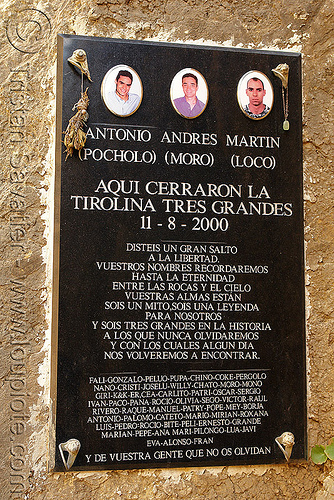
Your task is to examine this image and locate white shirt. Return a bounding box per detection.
[105,91,140,116]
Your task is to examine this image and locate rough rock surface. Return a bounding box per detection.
[1,0,334,498]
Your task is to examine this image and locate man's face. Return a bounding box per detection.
[246,79,266,107]
[182,77,198,99]
[115,75,132,99]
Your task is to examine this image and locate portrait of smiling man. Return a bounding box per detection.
[173,72,206,119]
[102,67,142,117]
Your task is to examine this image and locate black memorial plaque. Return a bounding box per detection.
[53,34,306,470]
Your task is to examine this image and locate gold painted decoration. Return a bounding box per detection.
[63,88,89,160]
[59,438,81,470]
[272,63,289,89]
[272,63,290,130]
[68,49,92,82]
[275,432,295,461]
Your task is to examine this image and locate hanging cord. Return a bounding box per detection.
[282,85,288,121]
[282,85,289,130]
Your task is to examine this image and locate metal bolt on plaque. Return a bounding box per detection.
[59,438,81,470]
[275,432,295,461]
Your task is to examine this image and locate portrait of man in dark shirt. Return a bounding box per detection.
[243,77,270,119]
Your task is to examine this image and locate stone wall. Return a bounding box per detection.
[1,0,334,498]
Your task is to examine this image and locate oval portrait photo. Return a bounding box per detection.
[101,65,143,117]
[237,71,273,120]
[170,68,208,119]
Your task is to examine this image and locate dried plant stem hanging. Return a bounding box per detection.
[63,88,89,160]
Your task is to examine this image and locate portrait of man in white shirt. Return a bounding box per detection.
[102,66,142,117]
